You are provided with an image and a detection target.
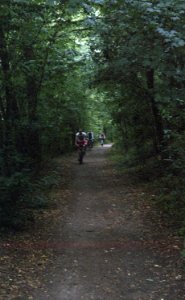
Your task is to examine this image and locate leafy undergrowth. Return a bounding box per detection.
[0,156,72,299]
[108,148,185,238]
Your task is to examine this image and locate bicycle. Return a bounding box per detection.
[87,139,94,149]
[78,144,86,164]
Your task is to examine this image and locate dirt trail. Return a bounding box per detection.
[0,145,184,299]
[35,145,184,300]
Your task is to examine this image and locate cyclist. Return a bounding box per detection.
[99,132,106,146]
[75,129,87,145]
[75,129,87,163]
[87,131,94,148]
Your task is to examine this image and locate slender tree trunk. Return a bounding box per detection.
[121,118,129,152]
[22,45,42,167]
[23,28,58,166]
[0,25,19,175]
[146,68,163,155]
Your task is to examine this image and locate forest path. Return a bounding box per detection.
[0,145,184,299]
[36,145,184,299]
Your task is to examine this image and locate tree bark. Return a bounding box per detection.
[23,45,41,166]
[146,68,163,155]
[0,25,19,175]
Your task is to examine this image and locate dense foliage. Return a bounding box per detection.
[0,0,185,231]
[90,0,185,229]
[0,0,92,226]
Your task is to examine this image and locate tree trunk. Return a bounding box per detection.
[146,68,163,155]
[120,118,129,152]
[0,25,19,175]
[23,46,41,167]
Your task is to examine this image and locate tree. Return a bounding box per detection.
[0,0,94,227]
[89,0,185,226]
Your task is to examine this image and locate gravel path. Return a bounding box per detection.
[36,145,184,300]
[0,145,184,299]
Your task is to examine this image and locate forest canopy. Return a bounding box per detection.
[0,0,185,230]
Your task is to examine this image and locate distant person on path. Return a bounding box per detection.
[87,131,94,148]
[99,132,106,146]
[75,129,87,163]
